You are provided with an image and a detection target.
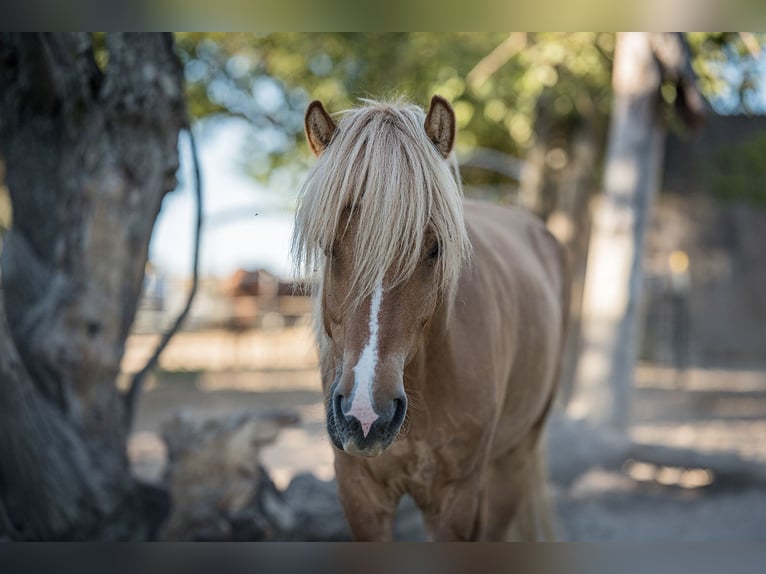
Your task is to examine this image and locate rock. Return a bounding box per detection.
[159,409,299,540]
[283,473,351,540]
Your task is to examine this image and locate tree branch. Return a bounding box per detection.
[738,32,762,59]
[466,33,527,89]
[651,33,708,130]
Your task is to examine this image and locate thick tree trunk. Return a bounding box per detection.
[0,33,186,539]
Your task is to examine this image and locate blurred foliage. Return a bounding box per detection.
[173,32,766,193]
[174,33,615,187]
[688,32,766,115]
[710,132,766,206]
[1,33,763,244]
[0,32,762,225]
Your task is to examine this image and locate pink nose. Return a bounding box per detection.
[345,398,379,438]
[334,391,407,442]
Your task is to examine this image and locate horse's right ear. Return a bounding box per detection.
[305,100,337,157]
[424,95,456,158]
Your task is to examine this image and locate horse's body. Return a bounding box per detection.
[294,97,569,540]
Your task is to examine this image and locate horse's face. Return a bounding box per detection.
[321,220,442,456]
[303,96,458,457]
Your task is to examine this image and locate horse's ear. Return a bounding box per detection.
[305,100,337,157]
[424,95,455,158]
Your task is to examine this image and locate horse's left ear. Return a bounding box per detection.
[305,100,337,157]
[424,95,456,158]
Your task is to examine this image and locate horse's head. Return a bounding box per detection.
[294,96,470,457]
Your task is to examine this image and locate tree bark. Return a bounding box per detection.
[0,33,185,539]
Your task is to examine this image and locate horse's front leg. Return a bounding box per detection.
[421,478,483,541]
[335,454,398,541]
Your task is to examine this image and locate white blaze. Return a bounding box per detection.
[346,280,384,438]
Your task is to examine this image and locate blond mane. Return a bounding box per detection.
[291,98,471,312]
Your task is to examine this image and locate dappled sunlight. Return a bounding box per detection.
[546,211,575,244]
[262,427,336,490]
[576,461,715,494]
[623,460,714,489]
[635,364,766,392]
[630,364,766,466]
[570,468,638,498]
[128,432,168,484]
[631,421,766,463]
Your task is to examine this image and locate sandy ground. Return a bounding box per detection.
[126,328,766,540]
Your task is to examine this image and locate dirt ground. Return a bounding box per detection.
[126,328,766,541]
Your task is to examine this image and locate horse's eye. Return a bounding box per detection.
[427,241,440,261]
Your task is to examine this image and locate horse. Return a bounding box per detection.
[292,95,569,541]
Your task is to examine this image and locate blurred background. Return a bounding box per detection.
[1,32,765,541]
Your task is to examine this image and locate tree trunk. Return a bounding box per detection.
[520,88,605,407]
[567,33,707,430]
[567,33,666,430]
[518,90,560,219]
[548,123,600,407]
[0,33,186,539]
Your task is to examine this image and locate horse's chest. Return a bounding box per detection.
[382,439,477,506]
[372,440,431,498]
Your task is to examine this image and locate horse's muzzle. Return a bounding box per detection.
[327,386,407,457]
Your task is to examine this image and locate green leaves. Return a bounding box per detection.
[172,32,763,194]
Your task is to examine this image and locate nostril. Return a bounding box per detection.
[333,392,345,416]
[391,396,407,427]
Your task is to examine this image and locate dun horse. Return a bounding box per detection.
[292,96,569,541]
